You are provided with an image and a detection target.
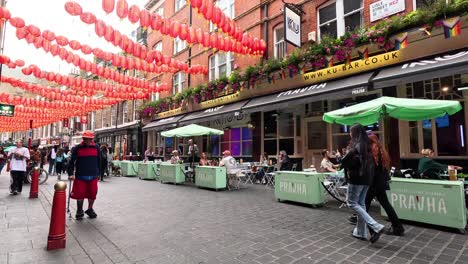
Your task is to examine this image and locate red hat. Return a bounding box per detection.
[82,130,94,139]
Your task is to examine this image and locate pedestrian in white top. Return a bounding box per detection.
[219,150,237,188]
[7,140,30,195]
[48,147,57,175]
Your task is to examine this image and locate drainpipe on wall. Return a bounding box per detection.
[187,6,193,88]
[263,2,269,60]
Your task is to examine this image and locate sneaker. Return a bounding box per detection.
[370,227,385,244]
[385,226,405,236]
[13,191,18,195]
[85,208,97,219]
[348,215,357,225]
[75,210,84,220]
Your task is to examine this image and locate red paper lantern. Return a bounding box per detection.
[128,5,140,24]
[7,62,16,69]
[9,17,25,28]
[81,44,92,55]
[0,7,11,20]
[26,25,41,37]
[196,28,203,44]
[25,34,35,44]
[179,24,188,41]
[95,20,106,37]
[14,59,25,67]
[213,8,221,25]
[116,0,129,19]
[33,37,43,49]
[50,44,59,56]
[203,32,210,47]
[69,40,81,50]
[170,21,180,38]
[104,25,114,42]
[56,36,69,46]
[150,14,162,31]
[42,30,55,41]
[140,10,151,28]
[64,1,83,16]
[15,28,28,39]
[191,0,202,9]
[188,28,196,44]
[113,30,122,46]
[205,3,213,20]
[80,12,96,24]
[102,0,115,14]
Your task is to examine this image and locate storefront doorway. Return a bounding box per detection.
[304,116,329,170]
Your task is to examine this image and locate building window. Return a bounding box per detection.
[151,81,161,101]
[122,101,128,124]
[210,0,235,32]
[263,111,299,156]
[102,109,107,127]
[212,127,252,157]
[153,41,162,52]
[133,100,137,120]
[318,0,363,40]
[413,0,435,9]
[274,27,286,59]
[175,0,185,12]
[110,106,116,126]
[403,74,466,157]
[209,52,234,81]
[173,37,186,54]
[172,72,185,94]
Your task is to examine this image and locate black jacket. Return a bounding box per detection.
[341,144,374,186]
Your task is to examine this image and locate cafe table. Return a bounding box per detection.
[159,163,185,184]
[120,161,139,177]
[383,178,467,233]
[138,162,160,180]
[274,171,327,206]
[195,166,227,190]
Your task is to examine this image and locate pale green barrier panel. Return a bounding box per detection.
[111,160,121,168]
[160,163,185,184]
[383,178,467,231]
[138,163,159,180]
[120,161,138,177]
[275,171,326,206]
[195,166,227,190]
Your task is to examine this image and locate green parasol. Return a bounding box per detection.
[161,124,224,137]
[3,145,15,152]
[323,96,462,126]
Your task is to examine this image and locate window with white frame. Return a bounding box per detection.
[175,0,185,12]
[210,0,235,32]
[122,101,128,124]
[133,100,137,120]
[110,106,116,126]
[153,41,162,52]
[151,81,161,101]
[173,37,186,54]
[172,72,184,94]
[318,0,363,40]
[413,0,435,9]
[209,52,234,81]
[102,109,107,127]
[274,27,286,59]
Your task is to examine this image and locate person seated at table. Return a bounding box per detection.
[278,150,292,171]
[418,148,462,179]
[199,152,210,166]
[259,152,269,165]
[144,148,152,161]
[321,149,340,173]
[219,150,237,188]
[170,150,181,164]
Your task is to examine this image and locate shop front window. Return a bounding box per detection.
[318,0,363,40]
[264,111,278,155]
[213,127,252,157]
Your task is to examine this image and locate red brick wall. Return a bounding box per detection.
[146,0,416,99]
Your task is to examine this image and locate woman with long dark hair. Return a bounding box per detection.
[366,133,404,236]
[341,124,385,243]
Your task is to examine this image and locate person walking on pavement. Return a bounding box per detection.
[99,144,109,181]
[48,146,57,175]
[7,140,30,195]
[0,146,7,174]
[366,133,405,236]
[39,147,47,169]
[341,124,385,243]
[67,131,101,219]
[55,148,67,180]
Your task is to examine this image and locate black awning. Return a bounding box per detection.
[373,49,468,89]
[242,72,373,112]
[142,114,186,132]
[179,100,249,125]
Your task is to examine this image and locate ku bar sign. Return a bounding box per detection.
[284,4,301,47]
[0,104,14,117]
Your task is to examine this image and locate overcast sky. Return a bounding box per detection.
[3,0,146,74]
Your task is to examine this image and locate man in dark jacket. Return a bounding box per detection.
[67,131,101,220]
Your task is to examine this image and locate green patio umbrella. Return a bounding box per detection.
[161,124,224,137]
[323,96,462,126]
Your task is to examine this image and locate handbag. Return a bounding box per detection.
[6,161,10,172]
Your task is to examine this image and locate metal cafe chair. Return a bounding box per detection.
[264,166,276,188]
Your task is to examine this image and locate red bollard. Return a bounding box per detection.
[47,181,67,250]
[29,167,39,199]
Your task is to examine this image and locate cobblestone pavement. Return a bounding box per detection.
[0,170,467,264]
